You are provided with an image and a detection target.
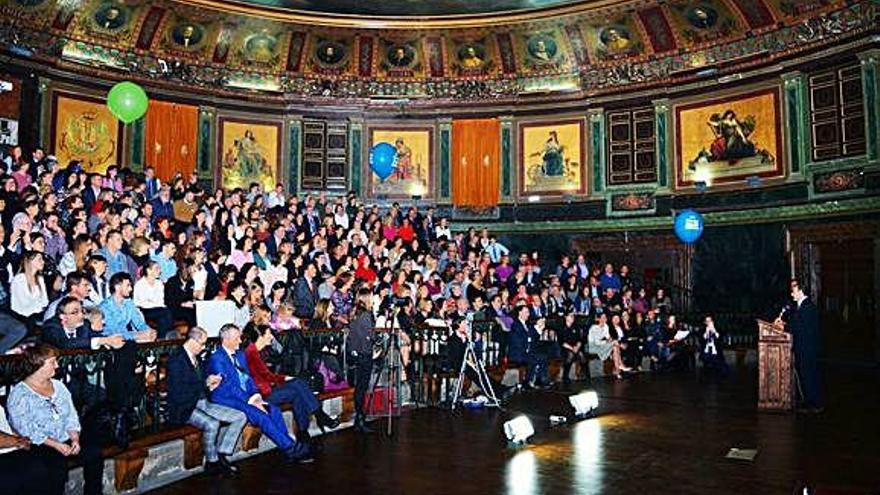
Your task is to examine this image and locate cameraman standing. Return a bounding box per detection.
[347,288,375,433]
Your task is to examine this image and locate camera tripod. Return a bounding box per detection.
[365,307,404,437]
[450,319,501,411]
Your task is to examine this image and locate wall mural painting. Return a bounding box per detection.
[168,21,207,51]
[228,26,287,69]
[76,0,143,43]
[379,39,423,78]
[449,37,496,77]
[243,32,279,65]
[310,37,352,75]
[585,17,644,61]
[667,0,739,45]
[520,31,569,72]
[212,24,235,63]
[519,119,585,195]
[675,87,783,188]
[218,119,281,191]
[93,3,129,31]
[368,127,433,198]
[51,93,120,173]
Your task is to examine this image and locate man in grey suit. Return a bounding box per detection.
[167,327,247,476]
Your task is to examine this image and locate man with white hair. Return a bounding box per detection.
[207,324,313,463]
[167,326,248,476]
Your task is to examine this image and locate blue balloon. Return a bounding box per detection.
[674,209,704,244]
[370,142,398,181]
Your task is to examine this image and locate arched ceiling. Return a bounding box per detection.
[0,0,874,102]
[209,0,586,18]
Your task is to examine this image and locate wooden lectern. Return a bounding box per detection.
[757,319,793,411]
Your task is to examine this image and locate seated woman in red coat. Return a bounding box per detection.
[242,325,339,439]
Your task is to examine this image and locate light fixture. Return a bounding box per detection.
[746,175,762,188]
[503,415,535,445]
[569,391,599,418]
[694,181,707,193]
[527,195,540,203]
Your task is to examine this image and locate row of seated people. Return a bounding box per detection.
[0,296,731,495]
[480,306,729,388]
[0,320,339,495]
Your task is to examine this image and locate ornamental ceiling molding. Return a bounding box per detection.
[0,1,874,103]
[174,0,638,29]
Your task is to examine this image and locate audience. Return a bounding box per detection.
[207,324,313,464]
[0,152,709,491]
[167,326,247,476]
[242,324,339,439]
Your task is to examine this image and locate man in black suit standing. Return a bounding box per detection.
[787,281,823,413]
[292,262,319,319]
[508,305,550,388]
[167,326,247,476]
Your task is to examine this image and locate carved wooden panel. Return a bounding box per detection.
[606,107,656,185]
[758,319,793,411]
[301,120,348,190]
[326,122,348,191]
[809,63,865,162]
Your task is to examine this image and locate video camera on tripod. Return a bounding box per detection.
[450,311,501,411]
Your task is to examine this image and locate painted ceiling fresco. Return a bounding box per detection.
[227,0,582,17]
[0,0,872,100]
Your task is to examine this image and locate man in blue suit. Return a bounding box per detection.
[207,323,313,463]
[167,326,247,476]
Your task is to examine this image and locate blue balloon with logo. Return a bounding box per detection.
[674,209,704,244]
[370,142,398,181]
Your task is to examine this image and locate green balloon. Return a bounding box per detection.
[107,81,149,124]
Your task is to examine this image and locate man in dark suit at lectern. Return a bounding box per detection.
[786,280,823,413]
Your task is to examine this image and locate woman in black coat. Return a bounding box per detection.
[345,288,375,433]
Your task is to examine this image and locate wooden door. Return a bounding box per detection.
[815,239,875,361]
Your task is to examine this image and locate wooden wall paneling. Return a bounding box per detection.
[325,122,348,191]
[302,120,326,190]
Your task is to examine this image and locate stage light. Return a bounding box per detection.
[569,391,599,418]
[503,415,535,445]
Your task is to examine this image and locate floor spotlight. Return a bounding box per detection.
[503,415,535,445]
[569,391,599,418]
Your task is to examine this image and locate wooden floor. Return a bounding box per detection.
[151,365,880,495]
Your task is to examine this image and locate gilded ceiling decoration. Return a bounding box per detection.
[0,0,873,101]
